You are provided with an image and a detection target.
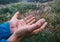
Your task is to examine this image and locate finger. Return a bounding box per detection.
[28,19,35,25]
[28,18,46,32]
[31,22,47,35]
[13,11,20,18]
[26,17,35,24]
[24,15,33,21]
[35,18,46,27]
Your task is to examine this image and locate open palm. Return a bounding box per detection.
[10,11,35,33]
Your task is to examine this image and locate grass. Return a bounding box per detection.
[0,1,60,42]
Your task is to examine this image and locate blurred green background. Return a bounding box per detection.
[0,0,60,42]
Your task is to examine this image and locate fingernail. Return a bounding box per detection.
[40,18,46,25]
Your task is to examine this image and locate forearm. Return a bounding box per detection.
[7,33,22,42]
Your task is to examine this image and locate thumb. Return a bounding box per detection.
[13,11,20,18]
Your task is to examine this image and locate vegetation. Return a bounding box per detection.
[0,3,39,23]
[0,0,60,42]
[0,0,53,4]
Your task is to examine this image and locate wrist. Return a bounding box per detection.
[9,21,14,33]
[7,34,17,42]
[7,33,22,42]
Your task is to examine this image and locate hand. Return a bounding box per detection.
[10,11,35,33]
[17,15,35,27]
[8,18,47,42]
[16,18,47,37]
